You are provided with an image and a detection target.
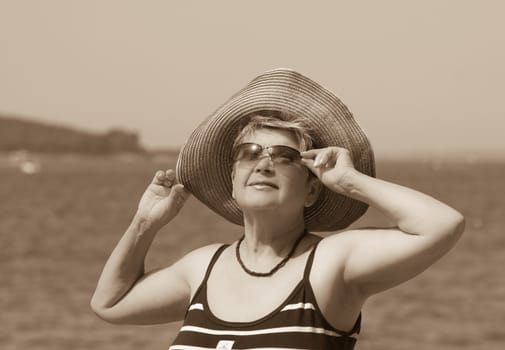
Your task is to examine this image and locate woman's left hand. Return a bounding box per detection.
[301,147,357,194]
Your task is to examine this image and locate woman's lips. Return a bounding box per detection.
[248,181,279,189]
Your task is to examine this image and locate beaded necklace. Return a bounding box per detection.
[235,230,307,277]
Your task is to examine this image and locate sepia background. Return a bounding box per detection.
[1,1,504,349]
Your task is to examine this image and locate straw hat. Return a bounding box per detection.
[176,68,375,231]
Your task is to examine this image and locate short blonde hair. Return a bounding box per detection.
[232,112,314,151]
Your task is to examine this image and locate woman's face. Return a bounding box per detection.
[231,128,317,216]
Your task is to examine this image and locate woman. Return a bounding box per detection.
[91,69,465,350]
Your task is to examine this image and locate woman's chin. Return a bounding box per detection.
[240,201,279,212]
[237,195,282,212]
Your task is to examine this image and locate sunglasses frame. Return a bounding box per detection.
[232,142,303,167]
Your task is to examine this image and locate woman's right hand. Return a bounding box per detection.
[134,169,190,231]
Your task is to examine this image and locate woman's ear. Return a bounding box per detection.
[305,176,322,207]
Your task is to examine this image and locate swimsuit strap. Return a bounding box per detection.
[303,240,322,281]
[201,244,229,283]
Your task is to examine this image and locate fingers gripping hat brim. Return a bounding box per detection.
[176,68,375,231]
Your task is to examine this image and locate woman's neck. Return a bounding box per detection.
[241,212,306,258]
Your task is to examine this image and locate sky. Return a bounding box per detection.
[1,1,504,159]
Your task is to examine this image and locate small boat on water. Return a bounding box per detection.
[1,150,42,174]
[19,160,41,174]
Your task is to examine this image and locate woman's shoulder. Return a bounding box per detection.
[177,243,229,294]
[178,243,227,273]
[315,227,382,250]
[308,231,359,277]
[184,242,227,259]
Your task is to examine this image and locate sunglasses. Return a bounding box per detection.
[232,142,302,167]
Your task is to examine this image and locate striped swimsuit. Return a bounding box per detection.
[169,243,360,350]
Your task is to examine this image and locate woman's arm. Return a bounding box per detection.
[302,148,465,297]
[90,169,192,324]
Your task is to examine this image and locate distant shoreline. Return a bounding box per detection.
[0,150,503,167]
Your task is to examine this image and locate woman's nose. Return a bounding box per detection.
[254,156,274,173]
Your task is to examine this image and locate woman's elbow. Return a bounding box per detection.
[425,211,465,259]
[453,212,465,237]
[90,298,109,322]
[90,297,122,324]
[90,304,128,325]
[442,210,465,245]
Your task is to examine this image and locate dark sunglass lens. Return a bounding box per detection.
[271,146,300,162]
[234,143,262,161]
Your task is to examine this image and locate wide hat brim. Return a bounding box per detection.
[176,68,375,231]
